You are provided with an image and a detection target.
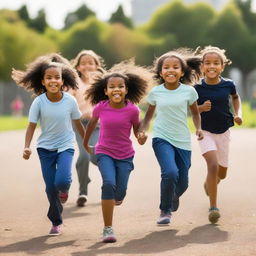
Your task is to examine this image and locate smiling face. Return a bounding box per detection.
[77,55,98,78]
[42,67,63,96]
[104,76,128,108]
[201,53,224,84]
[160,57,184,88]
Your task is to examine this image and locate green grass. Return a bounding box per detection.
[0,116,28,131]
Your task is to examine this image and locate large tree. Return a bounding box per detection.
[109,5,133,28]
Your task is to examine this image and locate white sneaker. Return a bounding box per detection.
[102,226,117,243]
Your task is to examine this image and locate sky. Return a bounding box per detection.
[0,0,132,29]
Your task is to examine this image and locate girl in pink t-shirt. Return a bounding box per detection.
[83,61,151,243]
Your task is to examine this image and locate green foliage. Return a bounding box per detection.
[109,5,133,28]
[60,17,109,60]
[0,116,28,131]
[64,4,95,29]
[17,5,30,22]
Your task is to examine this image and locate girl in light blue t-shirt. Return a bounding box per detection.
[138,49,204,225]
[12,54,85,236]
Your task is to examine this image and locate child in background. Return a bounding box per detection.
[70,50,105,207]
[195,46,242,224]
[138,49,203,225]
[83,61,150,243]
[12,55,85,236]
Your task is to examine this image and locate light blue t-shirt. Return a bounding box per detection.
[29,92,81,152]
[147,83,198,150]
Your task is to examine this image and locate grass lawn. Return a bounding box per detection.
[0,116,28,131]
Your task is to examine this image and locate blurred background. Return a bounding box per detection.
[0,0,256,125]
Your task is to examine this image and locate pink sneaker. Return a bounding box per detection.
[59,191,68,204]
[49,225,61,236]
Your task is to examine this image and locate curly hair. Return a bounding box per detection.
[196,45,232,66]
[12,54,79,96]
[85,60,153,105]
[153,48,202,85]
[71,49,105,77]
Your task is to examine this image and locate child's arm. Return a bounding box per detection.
[231,94,243,125]
[189,102,204,140]
[198,100,211,113]
[137,104,156,145]
[23,122,37,160]
[73,119,85,139]
[83,116,98,154]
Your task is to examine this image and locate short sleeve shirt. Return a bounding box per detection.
[195,78,237,134]
[147,83,198,150]
[29,92,81,152]
[93,100,140,159]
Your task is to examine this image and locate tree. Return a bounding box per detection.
[28,9,48,33]
[109,5,133,28]
[64,4,95,29]
[17,5,30,22]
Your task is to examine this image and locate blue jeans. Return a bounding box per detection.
[96,154,134,200]
[74,119,99,196]
[152,138,191,212]
[37,148,74,226]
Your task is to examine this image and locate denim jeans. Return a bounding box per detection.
[152,138,191,212]
[37,148,74,226]
[96,153,134,200]
[74,119,99,196]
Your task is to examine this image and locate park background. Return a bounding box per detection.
[0,0,256,128]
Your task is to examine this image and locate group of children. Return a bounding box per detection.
[12,45,242,243]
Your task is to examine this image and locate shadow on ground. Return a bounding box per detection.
[72,224,229,256]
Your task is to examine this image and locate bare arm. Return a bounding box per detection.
[137,104,156,145]
[83,116,99,154]
[23,122,37,160]
[189,102,203,140]
[231,93,242,125]
[73,119,85,139]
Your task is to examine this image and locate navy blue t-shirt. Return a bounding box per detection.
[194,78,237,134]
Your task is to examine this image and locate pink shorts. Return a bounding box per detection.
[198,129,230,167]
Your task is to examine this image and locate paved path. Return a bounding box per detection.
[0,129,255,256]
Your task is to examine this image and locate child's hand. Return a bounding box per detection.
[137,131,148,145]
[234,116,242,125]
[202,100,211,112]
[84,145,94,154]
[196,130,204,140]
[23,148,32,160]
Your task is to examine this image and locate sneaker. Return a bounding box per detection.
[115,200,123,206]
[49,225,61,236]
[157,211,171,225]
[208,207,220,224]
[76,195,87,207]
[172,195,179,212]
[102,226,117,243]
[59,191,68,204]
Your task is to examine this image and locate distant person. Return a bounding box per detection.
[69,50,105,207]
[12,54,85,236]
[11,95,24,117]
[83,61,150,243]
[195,46,242,224]
[138,49,203,225]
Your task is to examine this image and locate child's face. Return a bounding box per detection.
[42,67,63,94]
[105,77,128,107]
[77,55,98,76]
[201,53,224,80]
[160,57,184,86]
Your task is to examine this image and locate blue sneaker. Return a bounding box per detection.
[208,207,220,224]
[157,211,171,225]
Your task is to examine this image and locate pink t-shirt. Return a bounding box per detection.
[93,100,140,159]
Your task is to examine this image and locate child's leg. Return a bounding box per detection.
[218,165,228,180]
[55,149,74,193]
[37,148,63,226]
[152,138,179,213]
[203,150,218,208]
[97,154,117,227]
[115,157,134,204]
